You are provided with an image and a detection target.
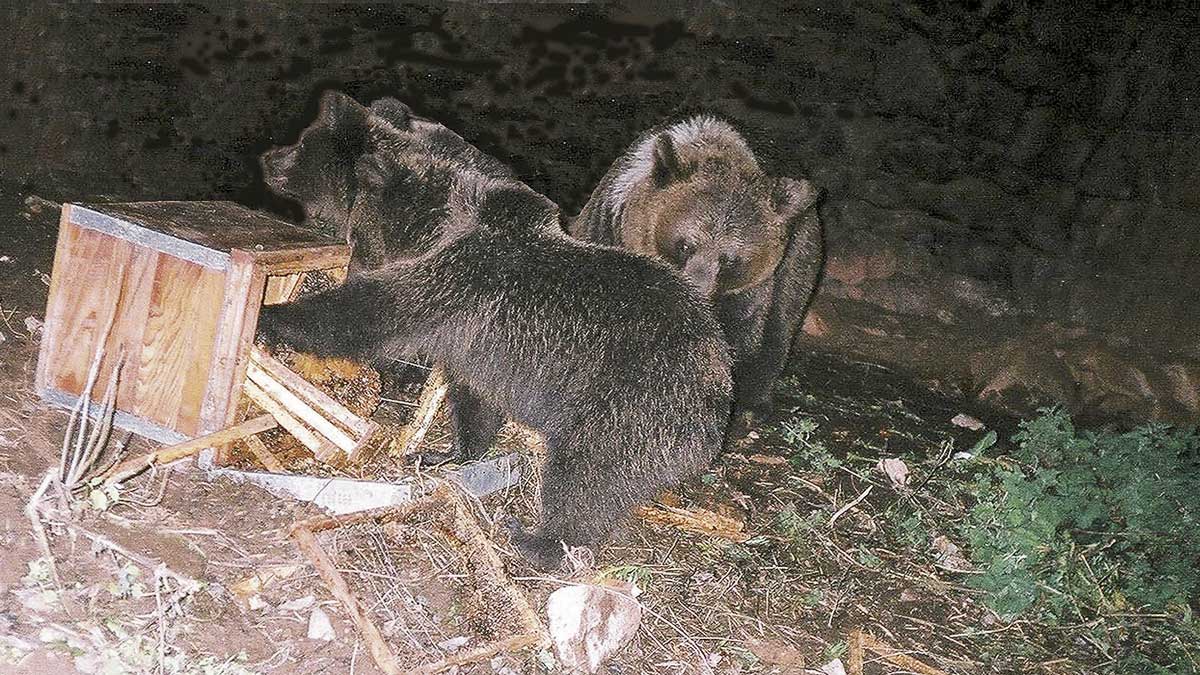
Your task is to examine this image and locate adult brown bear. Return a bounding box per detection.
[570,116,824,424]
[257,145,733,570]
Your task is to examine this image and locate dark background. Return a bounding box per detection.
[2,1,1198,421]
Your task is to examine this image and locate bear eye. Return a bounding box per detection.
[676,240,695,257]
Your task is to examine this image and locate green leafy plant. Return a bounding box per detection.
[774,415,842,475]
[958,408,1200,670]
[599,564,655,590]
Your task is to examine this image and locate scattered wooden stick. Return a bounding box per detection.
[291,523,401,675]
[849,628,865,675]
[412,634,544,675]
[242,380,340,463]
[634,503,749,542]
[849,629,947,675]
[63,522,199,589]
[828,486,873,528]
[246,362,357,451]
[250,347,373,438]
[102,414,277,486]
[245,347,380,465]
[243,434,287,473]
[68,358,122,487]
[25,472,66,596]
[393,367,448,458]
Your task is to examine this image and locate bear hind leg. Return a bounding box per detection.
[409,380,504,466]
[509,447,643,570]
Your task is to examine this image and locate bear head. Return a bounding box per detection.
[623,126,822,298]
[261,91,512,242]
[260,90,382,236]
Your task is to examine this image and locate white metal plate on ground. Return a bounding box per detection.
[197,449,520,515]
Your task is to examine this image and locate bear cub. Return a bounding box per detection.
[257,144,733,569]
[571,115,824,425]
[260,90,512,272]
[260,91,517,395]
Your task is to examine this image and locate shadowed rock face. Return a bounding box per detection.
[3,2,1198,422]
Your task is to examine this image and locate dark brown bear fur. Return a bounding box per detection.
[260,90,512,271]
[257,147,733,569]
[570,115,824,422]
[259,91,517,395]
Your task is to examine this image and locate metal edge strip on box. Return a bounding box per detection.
[42,387,190,445]
[70,204,231,271]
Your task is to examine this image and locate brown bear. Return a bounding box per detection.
[259,92,518,396]
[257,145,733,570]
[260,90,511,271]
[570,115,824,423]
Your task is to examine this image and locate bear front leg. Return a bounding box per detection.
[409,381,505,466]
[447,382,505,459]
[732,345,788,424]
[256,275,397,362]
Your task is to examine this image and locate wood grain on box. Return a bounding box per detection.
[36,201,350,444]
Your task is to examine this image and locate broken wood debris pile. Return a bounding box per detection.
[227,345,382,470]
[290,483,546,674]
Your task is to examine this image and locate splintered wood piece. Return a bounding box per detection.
[634,503,749,542]
[262,271,307,305]
[103,414,277,486]
[291,524,400,675]
[249,347,373,438]
[347,420,383,464]
[242,380,342,464]
[412,635,544,675]
[245,362,358,452]
[394,368,448,458]
[850,629,947,675]
[244,434,287,473]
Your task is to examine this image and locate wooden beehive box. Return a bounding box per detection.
[36,201,350,444]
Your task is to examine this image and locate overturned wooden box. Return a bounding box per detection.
[36,201,351,445]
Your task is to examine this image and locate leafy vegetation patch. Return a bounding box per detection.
[768,403,1200,673]
[960,409,1200,672]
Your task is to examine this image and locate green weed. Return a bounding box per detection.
[951,408,1199,671]
[774,415,842,475]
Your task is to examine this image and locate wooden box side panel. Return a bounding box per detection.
[37,212,228,437]
[199,250,267,437]
[35,207,82,396]
[37,216,136,399]
[132,254,226,436]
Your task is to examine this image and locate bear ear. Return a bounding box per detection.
[355,153,392,191]
[369,98,414,131]
[316,90,366,129]
[650,133,688,188]
[772,177,823,219]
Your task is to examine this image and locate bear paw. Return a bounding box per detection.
[504,518,567,571]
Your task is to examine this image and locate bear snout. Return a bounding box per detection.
[260,147,297,188]
[682,254,720,298]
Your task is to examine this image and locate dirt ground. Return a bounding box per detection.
[0,183,1099,675]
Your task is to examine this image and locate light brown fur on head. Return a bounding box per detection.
[571,114,825,421]
[612,119,814,297]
